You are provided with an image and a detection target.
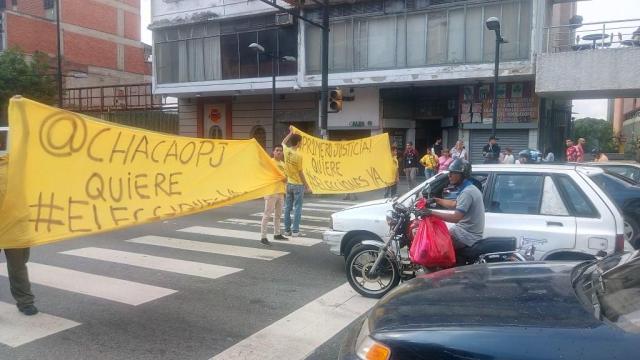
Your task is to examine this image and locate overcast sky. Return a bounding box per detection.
[139,0,637,120]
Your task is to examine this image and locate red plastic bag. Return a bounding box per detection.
[409,216,456,268]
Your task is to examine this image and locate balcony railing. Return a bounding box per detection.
[63,83,176,113]
[544,18,640,53]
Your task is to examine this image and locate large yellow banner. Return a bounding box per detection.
[292,127,396,194]
[0,97,285,248]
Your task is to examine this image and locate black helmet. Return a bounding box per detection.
[591,147,601,155]
[448,158,471,179]
[518,149,532,161]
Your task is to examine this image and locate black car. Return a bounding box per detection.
[340,252,640,360]
[586,170,640,248]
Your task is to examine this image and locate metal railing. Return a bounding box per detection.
[544,18,640,53]
[63,83,176,113]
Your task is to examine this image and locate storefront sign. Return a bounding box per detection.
[459,82,539,124]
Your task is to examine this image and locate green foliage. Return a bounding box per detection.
[572,117,616,153]
[0,48,56,124]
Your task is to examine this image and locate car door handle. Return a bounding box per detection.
[546,221,564,227]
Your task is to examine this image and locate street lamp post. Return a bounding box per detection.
[486,17,506,138]
[249,42,295,150]
[55,0,63,108]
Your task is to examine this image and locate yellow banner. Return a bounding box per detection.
[0,97,285,248]
[292,127,396,194]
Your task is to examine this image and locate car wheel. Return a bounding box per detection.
[623,217,640,249]
[343,233,382,260]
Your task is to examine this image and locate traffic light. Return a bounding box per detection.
[329,89,343,112]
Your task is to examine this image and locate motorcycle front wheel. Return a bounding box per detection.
[346,243,400,299]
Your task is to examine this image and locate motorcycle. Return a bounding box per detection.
[346,187,534,299]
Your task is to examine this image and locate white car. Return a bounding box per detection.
[324,164,631,261]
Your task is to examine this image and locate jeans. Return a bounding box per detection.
[2,248,34,309]
[384,184,397,198]
[284,183,305,233]
[260,194,284,238]
[424,168,435,179]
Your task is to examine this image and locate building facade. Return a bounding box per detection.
[0,0,151,90]
[150,0,576,159]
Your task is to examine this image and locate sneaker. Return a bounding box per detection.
[18,304,38,316]
[274,234,288,241]
[260,238,272,246]
[284,231,292,236]
[292,232,300,237]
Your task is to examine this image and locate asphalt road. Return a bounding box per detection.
[0,188,391,360]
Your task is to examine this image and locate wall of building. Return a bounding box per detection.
[327,87,379,130]
[151,0,285,24]
[178,98,199,137]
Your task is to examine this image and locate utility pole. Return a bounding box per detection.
[55,0,63,108]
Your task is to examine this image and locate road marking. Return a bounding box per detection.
[301,207,335,213]
[317,200,358,205]
[210,283,376,360]
[223,218,329,232]
[0,262,176,306]
[0,301,80,348]
[126,235,288,260]
[218,220,324,234]
[61,247,243,279]
[177,226,322,246]
[251,213,329,222]
[304,202,347,209]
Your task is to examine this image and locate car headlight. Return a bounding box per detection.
[355,319,391,360]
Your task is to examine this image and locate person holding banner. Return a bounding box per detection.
[282,127,310,237]
[260,145,289,246]
[1,249,38,315]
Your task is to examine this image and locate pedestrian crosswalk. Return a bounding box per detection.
[0,198,365,355]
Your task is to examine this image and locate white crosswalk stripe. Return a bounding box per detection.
[0,262,176,306]
[61,247,243,279]
[316,200,358,205]
[222,218,329,232]
[177,226,322,246]
[303,202,348,209]
[251,213,329,222]
[210,283,376,360]
[301,207,336,213]
[126,235,289,260]
[0,301,80,348]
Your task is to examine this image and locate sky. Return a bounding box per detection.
[139,0,637,120]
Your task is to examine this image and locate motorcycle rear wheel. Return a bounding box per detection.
[346,243,400,299]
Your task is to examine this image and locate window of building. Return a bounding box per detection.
[43,0,56,20]
[208,125,224,139]
[306,0,533,74]
[154,15,298,84]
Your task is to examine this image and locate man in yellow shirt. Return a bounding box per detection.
[420,147,438,180]
[282,127,310,237]
[260,144,288,246]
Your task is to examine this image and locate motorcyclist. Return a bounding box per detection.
[424,159,485,250]
[516,149,532,164]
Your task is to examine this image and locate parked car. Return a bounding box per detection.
[586,170,640,248]
[324,164,630,261]
[586,161,640,183]
[339,251,640,360]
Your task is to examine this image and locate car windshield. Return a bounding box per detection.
[601,165,640,184]
[573,251,640,333]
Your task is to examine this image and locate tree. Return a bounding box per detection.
[572,117,615,153]
[0,48,56,125]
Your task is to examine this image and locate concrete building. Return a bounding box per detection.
[0,0,151,89]
[150,0,584,160]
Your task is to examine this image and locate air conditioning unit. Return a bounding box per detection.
[275,13,294,26]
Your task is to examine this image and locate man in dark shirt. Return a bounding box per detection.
[482,136,501,164]
[432,137,443,157]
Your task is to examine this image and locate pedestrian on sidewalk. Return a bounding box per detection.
[420,145,438,180]
[432,137,443,157]
[384,146,400,198]
[450,140,468,161]
[282,127,310,238]
[403,142,419,189]
[565,139,578,162]
[438,148,453,173]
[260,145,288,246]
[2,248,38,315]
[592,148,609,162]
[575,138,586,162]
[502,147,515,164]
[482,136,501,164]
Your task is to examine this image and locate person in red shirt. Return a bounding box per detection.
[574,138,586,162]
[565,139,578,162]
